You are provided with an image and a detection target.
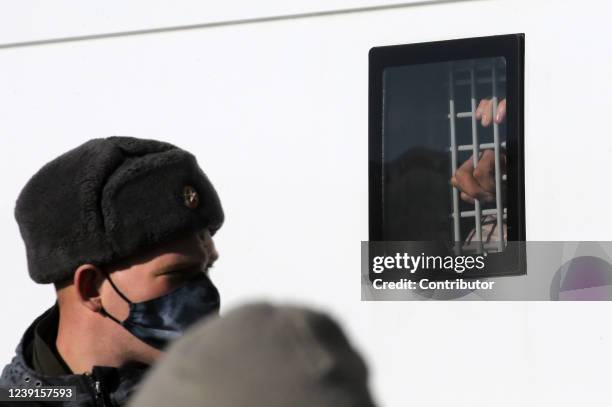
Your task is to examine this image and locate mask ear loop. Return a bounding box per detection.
[98,269,133,325]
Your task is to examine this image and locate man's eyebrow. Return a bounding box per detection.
[156,260,203,274]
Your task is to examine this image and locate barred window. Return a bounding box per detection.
[369,34,525,276]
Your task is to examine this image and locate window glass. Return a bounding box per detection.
[381,57,507,254]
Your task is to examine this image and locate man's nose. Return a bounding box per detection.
[208,244,219,263]
[198,229,219,264]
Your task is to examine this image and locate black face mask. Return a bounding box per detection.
[100,272,220,350]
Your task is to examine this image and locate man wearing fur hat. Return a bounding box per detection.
[0,137,224,406]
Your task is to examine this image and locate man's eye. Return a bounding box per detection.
[166,270,185,276]
[166,266,201,277]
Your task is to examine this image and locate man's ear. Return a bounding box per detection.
[73,264,105,312]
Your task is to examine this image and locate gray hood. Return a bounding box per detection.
[128,302,377,407]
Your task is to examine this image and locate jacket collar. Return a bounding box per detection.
[2,304,149,405]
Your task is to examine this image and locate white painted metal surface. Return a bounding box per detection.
[1,1,612,406]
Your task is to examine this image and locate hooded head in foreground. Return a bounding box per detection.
[128,302,377,407]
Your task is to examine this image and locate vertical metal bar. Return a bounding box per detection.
[448,64,461,249]
[491,60,504,251]
[469,64,483,251]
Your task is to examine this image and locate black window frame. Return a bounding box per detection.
[368,33,526,277]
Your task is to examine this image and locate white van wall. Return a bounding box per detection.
[1,1,611,406]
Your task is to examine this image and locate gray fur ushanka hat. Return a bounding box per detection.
[15,136,224,284]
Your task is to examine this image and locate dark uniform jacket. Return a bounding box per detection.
[0,305,148,406]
